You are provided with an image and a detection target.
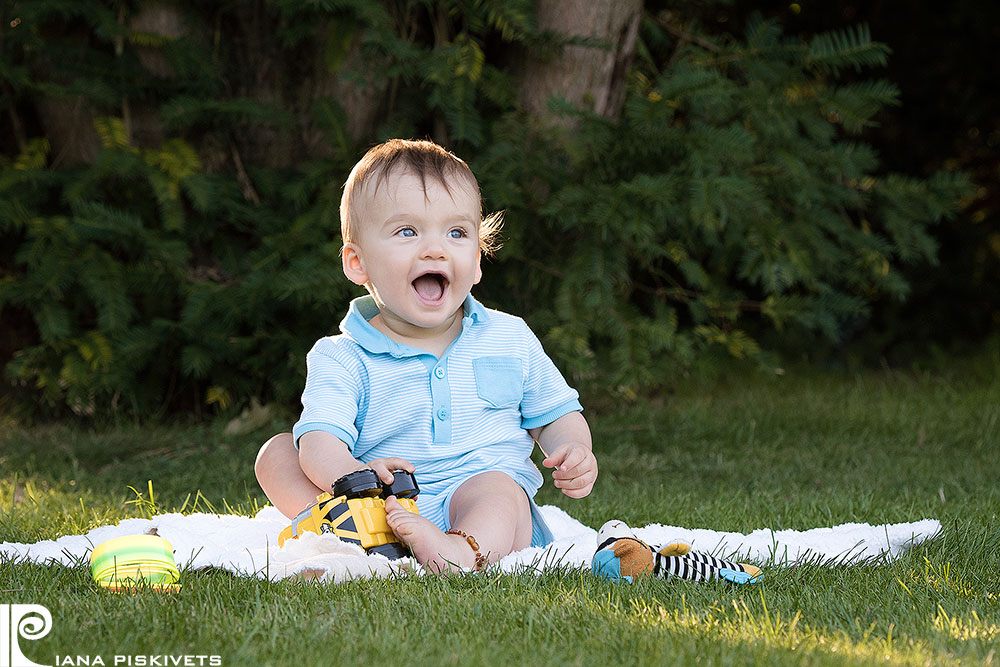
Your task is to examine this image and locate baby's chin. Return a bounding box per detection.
[375,300,466,333]
[407,304,466,330]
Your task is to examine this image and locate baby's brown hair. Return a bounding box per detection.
[340,139,502,255]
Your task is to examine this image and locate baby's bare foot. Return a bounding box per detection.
[385,496,473,573]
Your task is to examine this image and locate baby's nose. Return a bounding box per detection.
[419,239,447,259]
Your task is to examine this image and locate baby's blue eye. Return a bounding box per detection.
[397,228,416,238]
[449,229,467,239]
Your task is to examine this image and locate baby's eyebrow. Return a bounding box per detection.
[380,213,478,227]
[380,213,416,226]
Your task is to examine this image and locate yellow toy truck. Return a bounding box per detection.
[278,469,420,560]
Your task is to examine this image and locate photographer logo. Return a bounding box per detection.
[1,604,52,667]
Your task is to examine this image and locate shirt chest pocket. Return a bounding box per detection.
[472,356,523,408]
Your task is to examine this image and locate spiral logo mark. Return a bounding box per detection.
[1,605,52,667]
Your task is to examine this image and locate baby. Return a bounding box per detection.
[254,139,597,572]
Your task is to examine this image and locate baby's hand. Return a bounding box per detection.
[366,457,416,485]
[542,444,598,499]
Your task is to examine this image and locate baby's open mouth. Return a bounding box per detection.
[412,272,448,303]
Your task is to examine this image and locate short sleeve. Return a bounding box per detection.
[292,340,364,451]
[518,321,583,430]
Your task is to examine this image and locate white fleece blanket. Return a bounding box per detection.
[1,505,941,583]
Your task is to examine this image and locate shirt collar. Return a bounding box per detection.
[340,294,489,356]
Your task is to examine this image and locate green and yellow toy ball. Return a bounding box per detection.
[90,535,181,593]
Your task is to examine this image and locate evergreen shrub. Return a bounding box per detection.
[476,16,969,393]
[0,1,968,417]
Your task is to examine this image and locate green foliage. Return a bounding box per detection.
[0,1,969,416]
[0,0,540,417]
[475,14,968,394]
[1,125,354,416]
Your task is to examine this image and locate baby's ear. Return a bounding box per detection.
[341,243,368,286]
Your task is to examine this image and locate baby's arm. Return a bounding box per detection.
[528,411,598,498]
[299,431,415,488]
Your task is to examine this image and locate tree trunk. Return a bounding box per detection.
[227,2,385,168]
[519,0,643,119]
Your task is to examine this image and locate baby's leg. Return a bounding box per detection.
[254,433,325,519]
[385,471,533,573]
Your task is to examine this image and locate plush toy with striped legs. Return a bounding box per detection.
[590,520,763,585]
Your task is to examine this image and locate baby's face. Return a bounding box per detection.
[343,169,482,334]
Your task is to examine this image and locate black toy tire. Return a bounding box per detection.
[383,470,420,499]
[367,542,412,560]
[332,469,382,498]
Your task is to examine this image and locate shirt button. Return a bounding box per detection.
[437,408,449,420]
[434,367,445,379]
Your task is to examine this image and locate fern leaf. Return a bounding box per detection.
[806,24,890,74]
[13,139,51,170]
[34,302,74,343]
[743,13,782,50]
[821,80,901,133]
[181,345,213,379]
[93,117,131,149]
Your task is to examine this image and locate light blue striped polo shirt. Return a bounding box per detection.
[293,294,583,547]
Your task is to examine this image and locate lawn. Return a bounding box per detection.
[2,357,998,666]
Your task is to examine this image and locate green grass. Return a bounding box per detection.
[2,359,999,666]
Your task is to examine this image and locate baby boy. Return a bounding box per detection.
[255,139,598,572]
